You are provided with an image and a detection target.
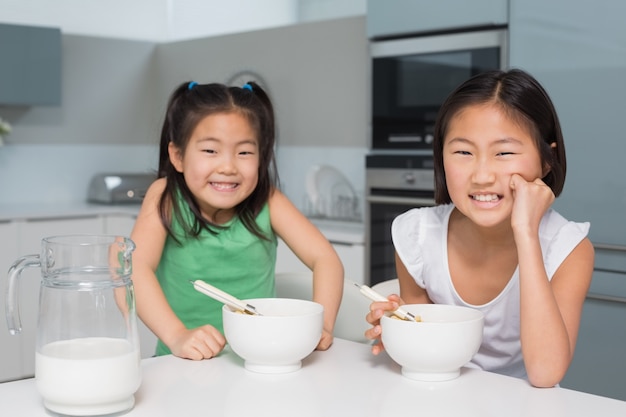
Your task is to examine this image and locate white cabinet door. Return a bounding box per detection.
[276,239,365,284]
[0,221,22,382]
[104,213,158,359]
[275,239,310,274]
[16,216,104,378]
[103,213,137,237]
[332,242,365,285]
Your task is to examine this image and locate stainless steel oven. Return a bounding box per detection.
[371,28,508,150]
[365,154,435,286]
[366,28,508,284]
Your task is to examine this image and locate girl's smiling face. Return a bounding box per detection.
[443,103,545,228]
[169,111,260,223]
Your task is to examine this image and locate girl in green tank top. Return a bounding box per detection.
[131,81,343,360]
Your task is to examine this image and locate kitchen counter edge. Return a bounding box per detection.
[0,202,141,223]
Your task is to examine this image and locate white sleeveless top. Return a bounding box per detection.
[392,204,590,379]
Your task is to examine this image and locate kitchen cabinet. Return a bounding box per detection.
[0,23,62,106]
[0,221,21,382]
[560,246,626,401]
[102,212,159,358]
[509,0,626,400]
[276,237,366,284]
[276,239,309,275]
[562,272,626,400]
[367,0,508,39]
[103,212,138,236]
[332,242,366,284]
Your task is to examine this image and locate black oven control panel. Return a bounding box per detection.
[366,154,435,192]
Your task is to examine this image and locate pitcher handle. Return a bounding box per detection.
[6,254,41,335]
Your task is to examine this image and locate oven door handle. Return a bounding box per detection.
[366,195,436,206]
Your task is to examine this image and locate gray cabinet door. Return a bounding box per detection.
[367,0,508,39]
[561,269,626,401]
[0,23,61,106]
[565,244,626,400]
[510,0,626,399]
[509,0,626,243]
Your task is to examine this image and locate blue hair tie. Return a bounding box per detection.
[242,83,253,91]
[188,81,198,90]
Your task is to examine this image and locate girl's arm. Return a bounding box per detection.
[269,189,344,350]
[365,252,432,354]
[511,174,594,387]
[131,178,225,360]
[396,253,432,305]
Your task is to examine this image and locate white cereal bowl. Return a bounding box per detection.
[381,304,484,382]
[222,298,323,374]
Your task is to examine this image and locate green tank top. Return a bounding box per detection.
[154,201,277,356]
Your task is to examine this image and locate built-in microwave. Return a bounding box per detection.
[371,28,508,150]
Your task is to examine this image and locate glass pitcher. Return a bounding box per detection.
[6,235,141,416]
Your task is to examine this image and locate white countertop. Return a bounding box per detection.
[310,218,365,244]
[0,202,141,222]
[1,338,625,417]
[0,202,365,245]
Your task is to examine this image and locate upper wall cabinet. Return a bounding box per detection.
[0,23,62,106]
[367,0,509,39]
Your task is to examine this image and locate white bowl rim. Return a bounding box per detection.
[222,297,324,318]
[381,303,484,325]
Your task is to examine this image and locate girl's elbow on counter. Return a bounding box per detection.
[526,364,569,388]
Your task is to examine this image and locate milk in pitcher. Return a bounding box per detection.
[36,337,141,415]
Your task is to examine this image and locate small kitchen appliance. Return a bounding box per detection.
[87,172,156,204]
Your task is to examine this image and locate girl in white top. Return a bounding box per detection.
[365,69,594,388]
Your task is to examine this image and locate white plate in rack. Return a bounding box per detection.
[306,165,357,218]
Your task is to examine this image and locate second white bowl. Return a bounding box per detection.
[381,304,484,381]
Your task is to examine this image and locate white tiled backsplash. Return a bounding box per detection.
[0,144,367,212]
[276,145,368,219]
[0,144,158,205]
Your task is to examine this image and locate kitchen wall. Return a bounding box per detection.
[0,0,366,42]
[0,35,160,205]
[155,17,368,149]
[0,16,368,208]
[0,0,298,42]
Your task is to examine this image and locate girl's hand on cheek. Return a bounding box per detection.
[509,173,555,236]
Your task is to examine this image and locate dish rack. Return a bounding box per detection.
[304,192,362,222]
[304,164,362,222]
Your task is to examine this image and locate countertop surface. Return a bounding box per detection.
[1,338,625,417]
[0,202,141,222]
[310,218,365,244]
[0,203,365,244]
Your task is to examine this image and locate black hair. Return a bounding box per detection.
[157,81,278,240]
[432,68,566,204]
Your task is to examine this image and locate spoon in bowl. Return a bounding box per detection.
[349,280,421,322]
[190,280,262,316]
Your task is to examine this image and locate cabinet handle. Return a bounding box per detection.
[593,242,626,253]
[328,241,354,247]
[586,292,626,305]
[594,267,626,275]
[366,195,435,206]
[25,215,100,223]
